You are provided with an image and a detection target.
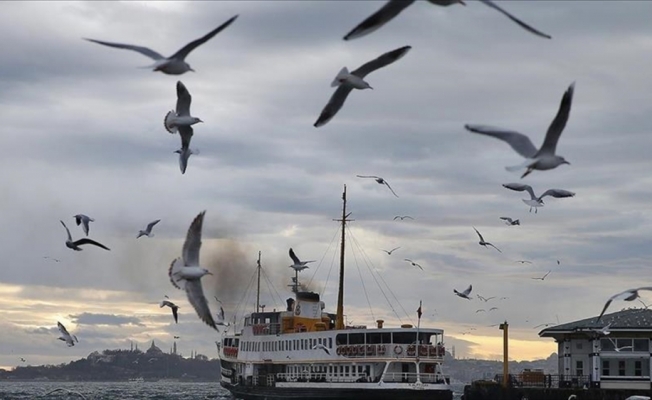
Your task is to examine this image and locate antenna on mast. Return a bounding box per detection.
[256,251,261,313]
[334,184,353,330]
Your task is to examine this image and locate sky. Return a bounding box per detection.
[2,0,652,371]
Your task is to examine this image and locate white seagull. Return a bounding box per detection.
[138,219,161,238]
[381,246,401,255]
[465,82,575,178]
[83,15,239,75]
[597,287,652,323]
[289,248,315,272]
[356,175,399,198]
[343,0,551,41]
[454,285,473,300]
[531,271,551,281]
[73,214,94,236]
[164,81,203,134]
[499,217,520,226]
[404,258,423,271]
[160,300,180,324]
[502,183,575,213]
[311,344,331,355]
[60,221,110,251]
[168,211,217,330]
[472,227,501,253]
[216,306,230,327]
[57,322,78,347]
[314,46,411,128]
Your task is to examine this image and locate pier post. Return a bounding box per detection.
[499,321,508,388]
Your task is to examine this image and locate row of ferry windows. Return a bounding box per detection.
[287,364,371,377]
[242,337,333,352]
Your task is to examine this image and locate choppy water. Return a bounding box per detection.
[0,381,231,399]
[0,381,465,399]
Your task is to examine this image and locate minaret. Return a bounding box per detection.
[173,341,177,355]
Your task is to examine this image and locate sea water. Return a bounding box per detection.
[0,381,466,399]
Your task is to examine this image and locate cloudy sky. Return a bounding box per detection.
[2,0,652,370]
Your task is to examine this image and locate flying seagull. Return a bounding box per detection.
[160,300,180,324]
[43,256,61,263]
[465,82,575,178]
[356,175,399,197]
[393,215,414,220]
[83,15,239,75]
[499,217,520,226]
[597,287,652,323]
[531,271,551,281]
[168,211,217,330]
[472,227,501,253]
[404,258,423,271]
[382,247,401,255]
[57,322,78,347]
[60,221,110,251]
[311,343,331,355]
[138,219,161,238]
[477,295,495,302]
[515,260,532,264]
[454,285,473,300]
[289,248,315,272]
[164,81,203,134]
[216,306,230,327]
[606,337,633,353]
[20,358,25,363]
[174,336,180,339]
[73,214,94,236]
[489,307,499,312]
[343,0,551,41]
[502,183,575,213]
[314,46,411,128]
[475,309,486,313]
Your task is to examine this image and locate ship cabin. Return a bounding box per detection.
[220,291,449,388]
[540,309,652,390]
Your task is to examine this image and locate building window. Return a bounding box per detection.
[618,360,626,376]
[576,360,583,376]
[634,339,649,352]
[635,361,642,377]
[602,360,610,376]
[600,338,615,351]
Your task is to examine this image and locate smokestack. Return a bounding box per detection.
[286,298,295,312]
[376,319,384,329]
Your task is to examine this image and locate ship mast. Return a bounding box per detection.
[334,185,353,330]
[256,251,261,313]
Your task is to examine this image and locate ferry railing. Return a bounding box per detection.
[493,374,591,389]
[275,373,374,384]
[335,344,445,359]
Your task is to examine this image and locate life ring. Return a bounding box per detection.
[419,345,428,357]
[428,346,436,357]
[394,345,403,355]
[377,344,386,355]
[336,346,342,356]
[407,345,416,356]
[437,345,445,357]
[351,345,358,355]
[366,344,374,355]
[358,345,365,355]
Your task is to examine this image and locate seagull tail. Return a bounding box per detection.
[506,159,534,172]
[168,257,186,290]
[330,67,349,88]
[164,110,178,134]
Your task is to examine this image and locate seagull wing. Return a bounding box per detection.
[169,15,239,61]
[81,217,90,236]
[472,227,484,242]
[183,211,205,266]
[172,306,179,324]
[500,217,512,223]
[83,38,165,60]
[537,82,575,156]
[219,306,225,320]
[476,0,552,39]
[289,248,301,265]
[465,125,538,158]
[538,189,575,202]
[351,46,412,78]
[389,246,401,253]
[383,181,399,198]
[463,284,473,296]
[357,175,381,179]
[313,84,354,128]
[60,221,72,242]
[502,183,537,200]
[73,238,110,251]
[597,298,615,322]
[57,322,71,338]
[185,279,218,330]
[343,0,416,41]
[178,126,194,150]
[146,219,161,232]
[487,243,502,253]
[176,81,192,116]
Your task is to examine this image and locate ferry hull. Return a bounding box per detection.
[222,381,453,400]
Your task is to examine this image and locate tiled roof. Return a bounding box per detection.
[540,309,652,336]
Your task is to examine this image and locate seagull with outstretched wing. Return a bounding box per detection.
[60,221,110,251]
[289,248,315,272]
[472,227,501,253]
[138,219,161,238]
[357,175,399,198]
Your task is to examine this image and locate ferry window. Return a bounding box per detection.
[336,334,347,345]
[618,360,626,376]
[635,361,642,376]
[328,338,332,348]
[301,340,305,350]
[600,338,614,351]
[617,339,633,351]
[418,333,433,345]
[393,332,416,344]
[349,333,364,345]
[576,360,583,376]
[318,338,322,345]
[345,366,350,375]
[634,339,648,352]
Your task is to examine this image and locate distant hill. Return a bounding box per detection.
[0,342,220,382]
[444,351,557,383]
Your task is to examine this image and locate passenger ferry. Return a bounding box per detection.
[218,186,453,400]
